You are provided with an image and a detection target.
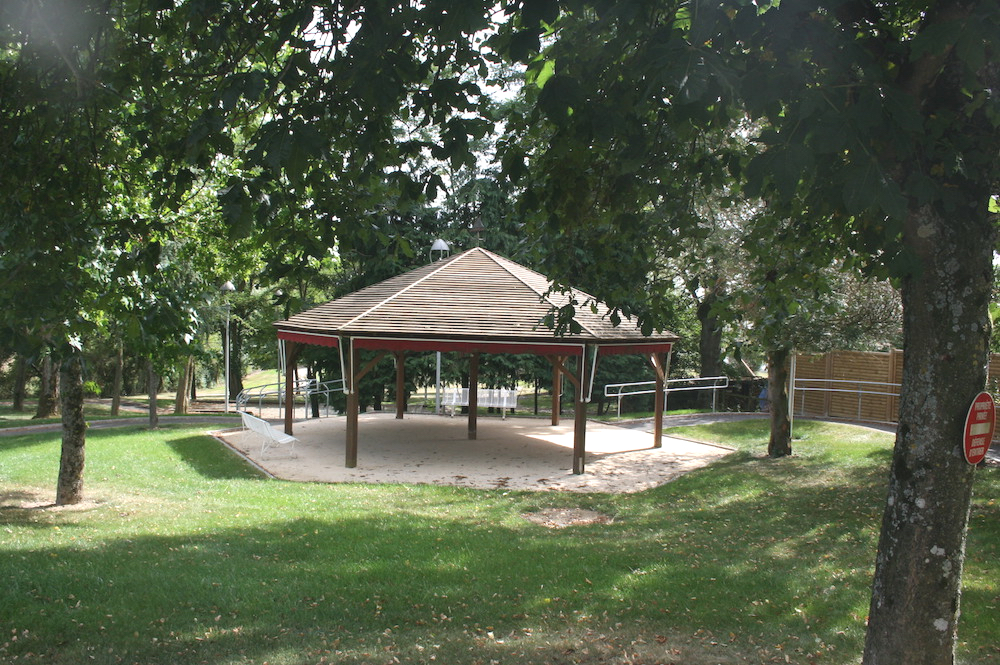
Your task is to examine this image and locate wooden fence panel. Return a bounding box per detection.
[791,348,991,425]
[793,354,829,417]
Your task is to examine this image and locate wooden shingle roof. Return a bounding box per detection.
[275,247,677,355]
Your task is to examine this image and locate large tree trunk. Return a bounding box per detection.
[227,318,244,402]
[147,361,159,429]
[766,346,791,458]
[862,199,995,663]
[110,340,123,416]
[56,355,86,505]
[696,287,725,409]
[174,356,193,415]
[12,354,27,412]
[34,353,59,419]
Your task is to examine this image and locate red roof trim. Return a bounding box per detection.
[278,330,673,358]
[278,331,340,348]
[598,342,673,356]
[352,337,584,356]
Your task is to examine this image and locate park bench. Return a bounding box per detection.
[240,411,297,457]
[441,387,519,419]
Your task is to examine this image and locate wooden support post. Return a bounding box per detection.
[468,353,480,440]
[394,351,406,420]
[283,341,301,435]
[572,347,593,475]
[551,356,563,426]
[649,353,668,449]
[343,348,387,468]
[345,342,359,468]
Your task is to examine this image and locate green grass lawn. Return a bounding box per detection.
[1,420,997,664]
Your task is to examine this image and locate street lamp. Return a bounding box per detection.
[428,241,451,414]
[429,238,450,262]
[221,280,236,413]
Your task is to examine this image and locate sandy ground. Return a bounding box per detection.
[214,412,734,494]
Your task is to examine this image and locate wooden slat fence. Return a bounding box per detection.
[792,349,999,425]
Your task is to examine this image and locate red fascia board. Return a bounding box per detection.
[598,342,674,356]
[278,330,673,357]
[352,337,584,356]
[277,331,340,348]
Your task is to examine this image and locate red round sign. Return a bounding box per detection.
[963,392,995,465]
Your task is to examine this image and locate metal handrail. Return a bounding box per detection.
[791,377,901,422]
[604,375,730,416]
[236,378,345,418]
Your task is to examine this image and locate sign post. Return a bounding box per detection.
[963,392,995,465]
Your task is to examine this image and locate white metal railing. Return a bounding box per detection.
[791,377,901,423]
[441,387,519,419]
[604,375,730,417]
[236,378,345,419]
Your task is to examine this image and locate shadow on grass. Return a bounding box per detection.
[0,455,910,665]
[3,422,996,665]
[0,509,844,665]
[165,434,265,481]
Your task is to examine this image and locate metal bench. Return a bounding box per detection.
[441,388,519,419]
[240,411,297,457]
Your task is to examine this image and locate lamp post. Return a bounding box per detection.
[429,238,450,262]
[221,280,236,413]
[429,240,450,414]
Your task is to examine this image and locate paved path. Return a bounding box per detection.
[0,415,241,437]
[616,412,999,462]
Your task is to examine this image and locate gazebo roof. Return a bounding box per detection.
[274,247,677,356]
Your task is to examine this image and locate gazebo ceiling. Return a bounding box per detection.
[274,247,677,355]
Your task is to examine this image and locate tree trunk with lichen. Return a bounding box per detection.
[56,355,86,505]
[174,356,193,415]
[12,355,27,411]
[767,346,792,458]
[148,361,159,429]
[111,340,123,416]
[34,353,59,419]
[696,287,726,409]
[862,198,995,663]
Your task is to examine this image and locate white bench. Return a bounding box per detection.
[240,411,297,457]
[441,388,519,419]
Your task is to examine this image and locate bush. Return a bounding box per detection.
[82,380,102,397]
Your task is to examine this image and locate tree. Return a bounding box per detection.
[496,1,999,662]
[3,0,500,503]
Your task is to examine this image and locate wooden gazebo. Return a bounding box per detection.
[273,247,678,474]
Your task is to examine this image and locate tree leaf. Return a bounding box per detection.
[509,30,541,63]
[843,164,880,216]
[537,75,583,124]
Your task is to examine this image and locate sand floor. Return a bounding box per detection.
[215,412,733,494]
